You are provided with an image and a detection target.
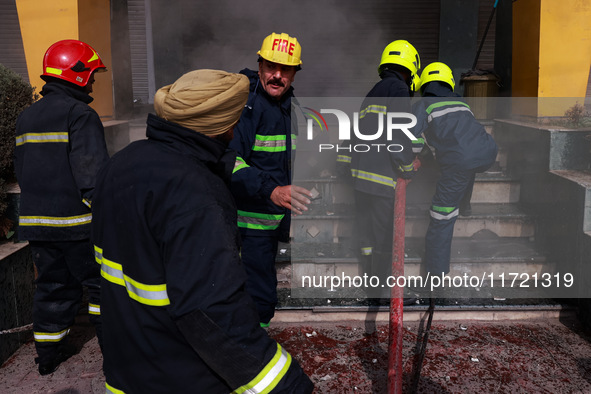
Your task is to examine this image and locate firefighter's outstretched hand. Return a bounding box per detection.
[271,185,312,215]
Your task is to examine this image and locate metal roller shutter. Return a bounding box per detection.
[0,0,29,82]
[128,0,151,104]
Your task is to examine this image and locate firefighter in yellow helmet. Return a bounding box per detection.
[411,61,498,277]
[228,33,312,326]
[337,40,421,301]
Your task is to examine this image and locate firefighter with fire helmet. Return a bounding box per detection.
[92,69,313,393]
[337,40,419,298]
[411,62,498,275]
[14,39,110,375]
[229,33,312,326]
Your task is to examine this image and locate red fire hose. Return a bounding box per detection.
[388,160,420,394]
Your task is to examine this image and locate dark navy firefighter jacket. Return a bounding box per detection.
[411,82,498,171]
[14,81,109,241]
[91,114,312,393]
[338,69,416,198]
[229,68,296,242]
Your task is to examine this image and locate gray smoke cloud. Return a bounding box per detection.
[148,0,439,97]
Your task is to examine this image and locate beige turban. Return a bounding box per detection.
[154,69,249,136]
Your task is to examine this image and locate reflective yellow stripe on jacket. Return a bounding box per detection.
[34,328,70,343]
[19,213,92,228]
[94,246,170,307]
[233,343,292,394]
[105,382,126,394]
[15,132,69,146]
[350,168,396,189]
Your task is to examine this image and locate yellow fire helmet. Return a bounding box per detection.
[257,32,302,68]
[378,40,420,78]
[411,73,420,92]
[419,62,455,91]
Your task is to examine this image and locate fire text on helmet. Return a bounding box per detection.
[272,39,296,56]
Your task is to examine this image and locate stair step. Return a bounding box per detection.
[291,203,535,242]
[296,170,520,206]
[277,237,550,291]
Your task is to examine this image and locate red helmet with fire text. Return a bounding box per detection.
[41,39,107,87]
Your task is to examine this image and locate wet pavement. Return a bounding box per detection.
[2,311,591,393]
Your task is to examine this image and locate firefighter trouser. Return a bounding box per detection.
[240,235,279,324]
[29,240,102,362]
[354,191,394,297]
[424,166,486,274]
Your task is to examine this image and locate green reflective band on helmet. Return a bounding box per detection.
[15,132,69,146]
[105,382,126,394]
[34,328,70,343]
[94,245,170,307]
[19,213,92,228]
[253,134,287,152]
[337,154,351,164]
[233,343,292,394]
[359,104,387,119]
[233,156,250,174]
[237,210,285,231]
[351,168,396,189]
[430,205,459,220]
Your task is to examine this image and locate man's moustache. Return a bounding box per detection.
[269,79,284,87]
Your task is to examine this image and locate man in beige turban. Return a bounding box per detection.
[91,69,314,393]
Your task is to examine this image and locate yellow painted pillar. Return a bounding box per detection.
[513,0,591,118]
[15,0,113,120]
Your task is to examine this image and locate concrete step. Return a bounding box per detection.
[291,203,535,243]
[277,236,550,291]
[296,170,520,208]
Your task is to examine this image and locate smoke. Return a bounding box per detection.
[147,0,438,97]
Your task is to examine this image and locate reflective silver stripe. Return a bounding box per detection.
[95,245,170,307]
[19,213,92,227]
[34,328,70,343]
[359,105,387,119]
[105,382,125,394]
[88,303,100,315]
[428,106,473,122]
[234,344,291,394]
[336,155,351,164]
[351,168,396,188]
[253,135,286,151]
[430,209,459,221]
[234,157,250,173]
[237,210,284,231]
[15,132,69,146]
[361,247,372,256]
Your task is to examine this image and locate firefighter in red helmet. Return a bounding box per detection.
[14,39,110,375]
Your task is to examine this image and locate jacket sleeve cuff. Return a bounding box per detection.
[260,179,279,199]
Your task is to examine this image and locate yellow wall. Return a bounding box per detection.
[513,0,591,117]
[15,0,113,119]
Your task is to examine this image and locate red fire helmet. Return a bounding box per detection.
[42,39,107,87]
